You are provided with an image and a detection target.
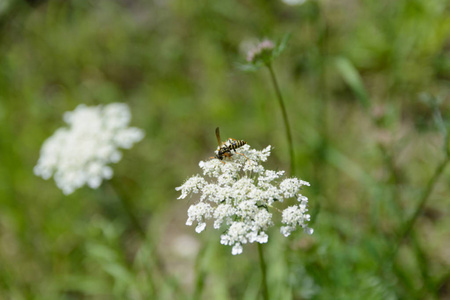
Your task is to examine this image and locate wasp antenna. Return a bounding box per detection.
[215,127,222,147]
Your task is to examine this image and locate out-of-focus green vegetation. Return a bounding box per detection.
[0,0,449,299]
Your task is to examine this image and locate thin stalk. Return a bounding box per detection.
[106,179,158,296]
[434,270,450,297]
[107,179,180,297]
[257,243,269,300]
[192,244,207,300]
[109,178,146,239]
[310,3,329,217]
[410,231,434,296]
[266,63,295,176]
[391,156,449,259]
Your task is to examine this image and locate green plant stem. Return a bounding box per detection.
[109,178,146,239]
[257,243,269,300]
[192,244,207,300]
[266,63,295,176]
[391,156,449,259]
[108,179,180,297]
[434,270,450,297]
[106,179,159,296]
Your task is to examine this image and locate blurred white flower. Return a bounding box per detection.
[34,103,145,195]
[282,0,307,6]
[176,144,313,255]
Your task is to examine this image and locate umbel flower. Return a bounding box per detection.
[176,144,313,255]
[34,103,144,195]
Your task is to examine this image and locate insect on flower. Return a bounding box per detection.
[212,127,248,163]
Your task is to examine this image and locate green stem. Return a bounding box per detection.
[257,243,269,300]
[267,63,295,176]
[192,244,207,300]
[434,270,450,297]
[106,179,158,296]
[313,3,329,196]
[108,178,146,239]
[391,156,449,259]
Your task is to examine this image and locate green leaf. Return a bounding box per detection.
[235,61,262,72]
[273,33,292,58]
[335,56,370,109]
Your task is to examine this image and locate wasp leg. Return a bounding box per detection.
[210,156,226,164]
[234,151,250,163]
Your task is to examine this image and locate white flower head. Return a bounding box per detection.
[176,144,313,255]
[34,103,145,195]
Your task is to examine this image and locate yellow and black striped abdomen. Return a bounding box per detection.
[228,140,247,151]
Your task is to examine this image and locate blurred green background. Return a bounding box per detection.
[0,0,449,299]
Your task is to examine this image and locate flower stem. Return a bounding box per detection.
[257,243,269,300]
[266,63,295,176]
[109,178,146,239]
[106,179,159,295]
[391,155,449,259]
[192,244,207,300]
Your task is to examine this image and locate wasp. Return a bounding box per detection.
[213,127,248,163]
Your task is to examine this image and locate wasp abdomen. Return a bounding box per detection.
[229,140,247,151]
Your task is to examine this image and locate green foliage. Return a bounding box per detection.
[0,0,449,299]
[334,56,370,110]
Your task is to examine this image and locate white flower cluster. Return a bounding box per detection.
[176,144,313,255]
[34,103,145,195]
